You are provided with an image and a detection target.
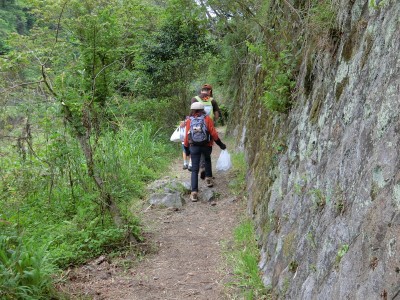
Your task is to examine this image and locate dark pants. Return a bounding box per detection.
[190,145,212,192]
[200,153,205,168]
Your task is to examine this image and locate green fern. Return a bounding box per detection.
[0,235,57,299]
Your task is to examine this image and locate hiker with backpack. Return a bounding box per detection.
[183,102,226,204]
[190,83,221,179]
[191,84,221,122]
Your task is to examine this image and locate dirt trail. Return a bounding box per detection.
[60,129,243,299]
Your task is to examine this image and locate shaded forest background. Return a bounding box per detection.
[0,0,340,298]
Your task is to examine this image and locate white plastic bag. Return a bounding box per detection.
[179,126,186,142]
[170,127,181,142]
[216,150,232,171]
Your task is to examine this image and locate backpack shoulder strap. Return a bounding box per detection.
[195,96,213,103]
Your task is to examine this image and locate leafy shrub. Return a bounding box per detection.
[105,96,181,130]
[0,233,58,300]
[47,217,133,268]
[0,120,176,269]
[307,0,337,34]
[246,40,296,113]
[262,49,296,113]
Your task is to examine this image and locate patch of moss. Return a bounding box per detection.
[274,215,281,234]
[335,244,349,268]
[333,185,346,216]
[370,182,379,201]
[342,25,359,61]
[360,33,373,69]
[309,188,326,211]
[250,117,287,211]
[306,230,317,249]
[281,277,290,297]
[289,260,298,273]
[262,217,272,238]
[304,57,315,96]
[282,231,296,258]
[309,92,324,123]
[342,39,353,62]
[335,76,349,102]
[328,27,342,56]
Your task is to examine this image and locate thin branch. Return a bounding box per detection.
[282,0,304,24]
[89,24,98,107]
[43,0,70,66]
[39,0,70,97]
[0,80,44,93]
[0,135,20,139]
[41,65,58,98]
[93,59,121,82]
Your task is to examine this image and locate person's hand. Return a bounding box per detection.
[214,111,220,121]
[215,139,226,150]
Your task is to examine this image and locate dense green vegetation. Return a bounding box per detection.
[0,0,34,54]
[0,0,213,298]
[1,0,338,298]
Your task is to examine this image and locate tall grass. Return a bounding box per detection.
[0,233,58,299]
[228,151,247,196]
[226,219,270,300]
[0,119,177,295]
[225,151,270,299]
[96,123,172,201]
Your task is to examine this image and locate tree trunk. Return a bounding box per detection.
[61,103,137,242]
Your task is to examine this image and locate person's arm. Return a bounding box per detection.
[184,119,190,148]
[206,116,226,149]
[206,116,219,141]
[212,99,220,121]
[214,110,220,121]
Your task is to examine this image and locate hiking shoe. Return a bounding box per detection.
[190,192,198,202]
[205,177,213,187]
[200,168,206,180]
[183,163,188,170]
[188,164,192,172]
